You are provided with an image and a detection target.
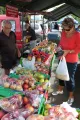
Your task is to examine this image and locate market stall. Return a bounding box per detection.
[0,40,79,120]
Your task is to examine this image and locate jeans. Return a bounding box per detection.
[59,62,77,92]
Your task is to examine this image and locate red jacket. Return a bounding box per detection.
[59,31,80,63]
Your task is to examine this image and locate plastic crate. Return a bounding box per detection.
[48,33,60,41]
[0,86,22,97]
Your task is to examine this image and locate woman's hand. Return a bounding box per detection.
[63,50,70,57]
[60,50,70,60]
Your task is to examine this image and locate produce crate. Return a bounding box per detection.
[0,86,22,97]
[9,73,19,79]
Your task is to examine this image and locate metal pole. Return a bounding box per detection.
[43,15,45,40]
[34,15,35,30]
[21,12,24,39]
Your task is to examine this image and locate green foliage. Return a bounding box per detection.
[0,6,6,14]
[71,14,80,23]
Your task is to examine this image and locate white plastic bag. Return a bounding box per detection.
[22,56,36,70]
[56,57,69,81]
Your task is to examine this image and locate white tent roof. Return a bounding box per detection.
[58,15,78,24]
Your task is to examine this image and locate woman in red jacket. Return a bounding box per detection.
[52,18,80,105]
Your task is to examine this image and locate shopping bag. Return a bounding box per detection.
[22,56,36,70]
[56,57,69,81]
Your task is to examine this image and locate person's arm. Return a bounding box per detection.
[13,31,21,58]
[16,44,21,58]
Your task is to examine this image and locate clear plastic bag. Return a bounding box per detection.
[0,94,23,112]
[24,90,41,108]
[22,56,36,70]
[26,114,44,120]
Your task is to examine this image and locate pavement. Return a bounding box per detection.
[48,58,80,108]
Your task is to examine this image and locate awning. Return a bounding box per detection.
[44,4,80,21]
[0,0,80,12]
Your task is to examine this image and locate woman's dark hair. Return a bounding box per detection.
[62,17,75,28]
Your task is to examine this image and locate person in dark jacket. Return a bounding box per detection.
[54,22,59,30]
[23,20,36,43]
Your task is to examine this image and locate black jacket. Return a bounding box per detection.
[23,26,36,41]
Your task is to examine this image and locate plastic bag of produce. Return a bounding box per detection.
[26,114,44,120]
[22,56,36,70]
[1,108,33,120]
[24,90,41,108]
[44,115,56,120]
[56,57,69,81]
[0,94,23,112]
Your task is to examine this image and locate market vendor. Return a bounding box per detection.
[0,20,21,75]
[23,20,36,43]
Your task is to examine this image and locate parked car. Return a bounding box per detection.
[31,23,49,37]
[30,23,43,35]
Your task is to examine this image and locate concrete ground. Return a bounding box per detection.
[48,58,80,108]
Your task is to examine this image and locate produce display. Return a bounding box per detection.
[0,40,79,120]
[0,93,42,119]
[2,75,32,91]
[32,40,56,63]
[32,49,50,63]
[1,97,80,120]
[35,63,50,75]
[48,104,78,120]
[16,68,33,76]
[0,94,23,112]
[38,102,79,120]
[1,69,50,94]
[2,75,35,91]
[33,40,56,54]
